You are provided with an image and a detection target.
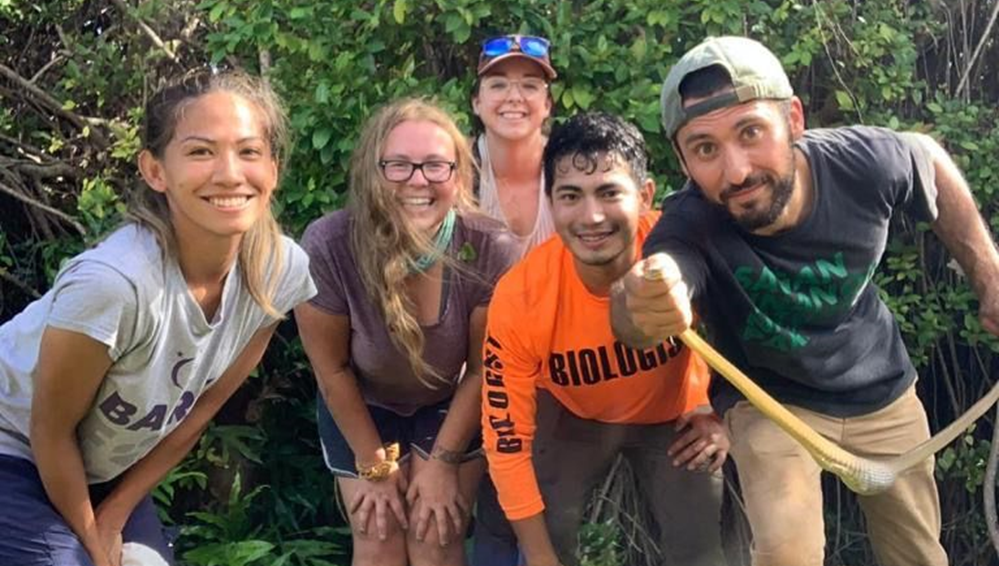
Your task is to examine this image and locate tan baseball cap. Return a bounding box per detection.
[661,36,792,139]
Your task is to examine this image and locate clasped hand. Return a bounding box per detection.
[622,253,693,341]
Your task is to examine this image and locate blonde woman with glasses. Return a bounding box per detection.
[296,99,519,566]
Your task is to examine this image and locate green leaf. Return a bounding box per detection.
[444,12,461,33]
[452,22,471,43]
[393,0,407,24]
[636,112,660,133]
[960,140,980,151]
[184,541,275,566]
[561,88,575,109]
[458,242,477,262]
[314,82,330,104]
[312,127,333,150]
[208,1,229,22]
[647,10,670,26]
[629,38,647,61]
[308,41,326,62]
[571,85,595,110]
[835,91,854,111]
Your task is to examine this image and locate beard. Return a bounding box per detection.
[712,146,797,232]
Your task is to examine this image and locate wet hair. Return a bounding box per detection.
[542,112,649,196]
[127,70,289,318]
[348,98,477,387]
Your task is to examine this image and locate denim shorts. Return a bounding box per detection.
[317,396,483,478]
[0,454,174,566]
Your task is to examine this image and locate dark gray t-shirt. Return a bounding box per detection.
[301,209,519,415]
[644,126,937,417]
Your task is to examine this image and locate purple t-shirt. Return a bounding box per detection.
[301,209,519,415]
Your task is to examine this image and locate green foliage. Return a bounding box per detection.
[577,521,623,566]
[78,176,126,237]
[5,1,999,565]
[936,430,991,494]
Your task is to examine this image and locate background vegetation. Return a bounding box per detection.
[2,0,999,564]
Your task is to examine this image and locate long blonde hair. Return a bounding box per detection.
[349,98,476,386]
[127,71,290,318]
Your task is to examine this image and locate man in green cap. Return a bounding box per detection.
[610,35,999,566]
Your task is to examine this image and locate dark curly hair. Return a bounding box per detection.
[542,112,648,197]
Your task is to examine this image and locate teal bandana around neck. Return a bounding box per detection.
[409,209,456,273]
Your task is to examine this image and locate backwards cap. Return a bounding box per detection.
[661,36,792,139]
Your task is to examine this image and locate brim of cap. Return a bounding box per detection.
[477,52,557,80]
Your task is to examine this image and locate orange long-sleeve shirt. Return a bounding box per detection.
[481,212,710,521]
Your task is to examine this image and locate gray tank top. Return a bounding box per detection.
[476,135,556,257]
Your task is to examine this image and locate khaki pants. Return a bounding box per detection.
[725,386,948,566]
[533,391,725,566]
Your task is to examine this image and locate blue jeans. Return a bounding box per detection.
[317,396,483,477]
[0,454,174,566]
[472,473,520,566]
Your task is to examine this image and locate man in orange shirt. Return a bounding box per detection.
[482,112,727,566]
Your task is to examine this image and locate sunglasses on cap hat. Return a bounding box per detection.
[477,34,557,80]
[482,35,550,58]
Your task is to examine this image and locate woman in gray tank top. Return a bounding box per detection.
[471,34,559,258]
[469,33,560,566]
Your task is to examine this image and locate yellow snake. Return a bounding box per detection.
[644,262,999,495]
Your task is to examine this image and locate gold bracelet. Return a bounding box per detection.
[356,442,401,481]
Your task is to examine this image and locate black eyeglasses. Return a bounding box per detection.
[379,160,456,183]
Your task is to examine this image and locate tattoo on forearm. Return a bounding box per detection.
[431,446,463,465]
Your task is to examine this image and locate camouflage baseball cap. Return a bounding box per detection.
[661,36,793,139]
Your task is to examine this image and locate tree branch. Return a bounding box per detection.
[0,132,50,161]
[0,63,109,149]
[985,404,999,557]
[957,0,999,98]
[258,49,271,86]
[108,0,179,63]
[16,161,81,180]
[0,267,41,300]
[29,54,68,84]
[0,177,86,236]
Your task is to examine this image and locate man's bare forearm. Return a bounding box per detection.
[922,134,999,296]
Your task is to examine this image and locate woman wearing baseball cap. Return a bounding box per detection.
[469,33,558,566]
[471,34,558,258]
